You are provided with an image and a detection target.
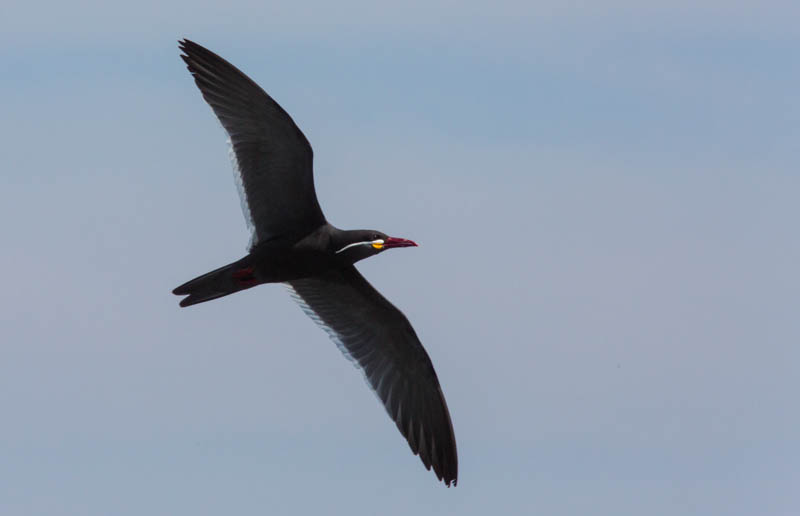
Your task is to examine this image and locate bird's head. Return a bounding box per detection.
[334,230,417,263]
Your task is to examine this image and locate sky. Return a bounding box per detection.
[1,1,799,515]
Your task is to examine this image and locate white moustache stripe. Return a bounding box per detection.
[335,241,371,254]
[335,239,384,254]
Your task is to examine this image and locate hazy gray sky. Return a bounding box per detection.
[2,2,798,515]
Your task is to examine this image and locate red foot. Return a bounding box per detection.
[232,267,257,286]
[232,267,254,279]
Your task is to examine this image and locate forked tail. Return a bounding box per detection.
[173,257,258,307]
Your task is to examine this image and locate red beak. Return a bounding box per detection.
[384,237,418,249]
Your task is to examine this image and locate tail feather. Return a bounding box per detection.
[173,257,257,307]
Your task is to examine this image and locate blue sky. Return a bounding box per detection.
[2,2,798,515]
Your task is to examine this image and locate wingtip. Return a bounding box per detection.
[431,460,457,487]
[178,38,204,61]
[407,424,458,487]
[178,39,191,65]
[437,461,458,487]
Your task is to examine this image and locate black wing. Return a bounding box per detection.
[286,266,458,486]
[179,39,326,247]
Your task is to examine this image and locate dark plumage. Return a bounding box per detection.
[173,39,457,486]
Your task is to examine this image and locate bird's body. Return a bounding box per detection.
[173,39,457,486]
[175,226,332,303]
[174,225,410,304]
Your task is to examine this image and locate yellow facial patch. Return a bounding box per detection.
[371,239,385,250]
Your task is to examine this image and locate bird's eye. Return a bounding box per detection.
[372,233,379,240]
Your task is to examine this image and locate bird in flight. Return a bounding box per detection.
[173,39,457,486]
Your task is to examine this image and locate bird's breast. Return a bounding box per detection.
[251,246,338,283]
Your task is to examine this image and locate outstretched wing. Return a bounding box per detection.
[286,266,458,486]
[179,39,326,248]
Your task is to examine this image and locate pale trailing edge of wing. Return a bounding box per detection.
[227,138,258,249]
[284,282,358,365]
